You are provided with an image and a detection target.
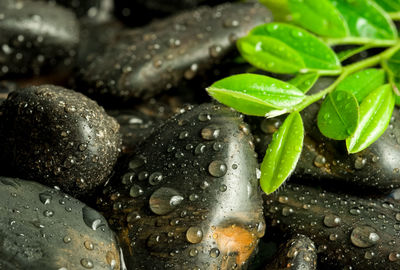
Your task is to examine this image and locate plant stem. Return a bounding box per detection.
[389,12,400,21]
[292,42,400,112]
[323,37,397,47]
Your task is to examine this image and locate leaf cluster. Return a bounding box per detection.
[207,0,400,194]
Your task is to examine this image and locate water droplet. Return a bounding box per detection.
[84,240,94,250]
[195,143,206,155]
[389,252,400,262]
[349,207,361,215]
[354,157,366,169]
[63,235,71,243]
[186,227,203,243]
[208,160,227,177]
[209,248,220,258]
[329,233,338,241]
[43,210,54,217]
[201,125,220,140]
[282,206,293,216]
[209,45,222,58]
[82,206,105,230]
[129,184,144,198]
[80,258,94,269]
[129,157,146,170]
[198,113,211,121]
[149,188,183,215]
[189,248,198,257]
[314,155,326,168]
[364,251,375,259]
[149,172,163,185]
[39,192,52,205]
[323,214,341,228]
[350,226,380,248]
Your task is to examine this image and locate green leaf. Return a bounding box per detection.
[337,45,372,62]
[336,68,386,102]
[383,49,400,105]
[317,90,359,140]
[346,84,395,153]
[372,0,400,12]
[288,0,348,37]
[329,0,398,41]
[237,35,305,74]
[207,74,305,116]
[241,23,342,74]
[259,0,291,21]
[260,112,304,194]
[288,73,320,93]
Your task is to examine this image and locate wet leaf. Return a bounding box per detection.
[317,90,359,140]
[336,68,386,102]
[372,0,400,12]
[241,23,341,74]
[346,84,395,153]
[207,74,305,116]
[237,35,305,74]
[288,0,348,37]
[260,112,304,194]
[288,73,320,93]
[383,49,400,105]
[329,0,397,41]
[259,0,291,21]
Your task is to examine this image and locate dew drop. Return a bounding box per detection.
[323,214,341,228]
[201,125,220,140]
[80,258,94,269]
[129,184,144,198]
[82,206,105,230]
[149,187,183,215]
[39,192,52,205]
[149,172,163,185]
[186,227,203,244]
[209,248,220,258]
[208,160,227,177]
[350,226,380,248]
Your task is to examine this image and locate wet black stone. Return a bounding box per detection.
[0,177,121,270]
[0,0,80,77]
[75,2,272,102]
[264,183,400,270]
[264,235,317,270]
[44,0,113,20]
[249,77,400,193]
[114,0,228,27]
[0,81,16,104]
[107,97,184,154]
[0,85,121,197]
[98,103,264,269]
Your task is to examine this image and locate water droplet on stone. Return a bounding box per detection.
[208,160,227,177]
[201,125,220,140]
[350,226,380,248]
[39,192,52,205]
[149,187,183,215]
[82,206,105,230]
[323,214,341,228]
[186,227,203,244]
[149,172,163,185]
[209,248,220,258]
[84,240,94,250]
[354,157,367,169]
[389,252,400,262]
[80,258,94,269]
[130,184,144,198]
[314,155,326,168]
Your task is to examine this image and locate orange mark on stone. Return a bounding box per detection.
[214,225,257,266]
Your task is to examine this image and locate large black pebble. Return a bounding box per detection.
[0,0,80,77]
[264,183,400,270]
[76,2,272,101]
[0,177,122,270]
[98,103,265,269]
[0,85,121,197]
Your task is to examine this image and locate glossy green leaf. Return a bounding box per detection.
[383,49,400,105]
[259,0,291,21]
[337,45,372,61]
[288,73,320,93]
[207,74,305,116]
[372,0,400,12]
[336,68,386,102]
[260,112,304,194]
[317,90,359,140]
[251,23,341,73]
[288,0,348,37]
[329,0,398,41]
[237,35,305,74]
[346,84,395,153]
